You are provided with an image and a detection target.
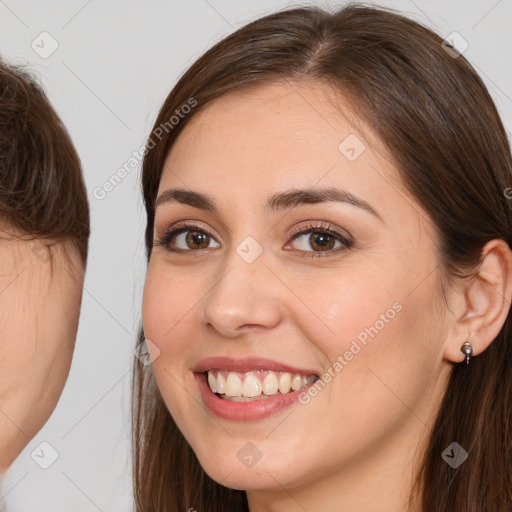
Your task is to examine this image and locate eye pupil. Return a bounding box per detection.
[186,231,209,249]
[310,232,335,251]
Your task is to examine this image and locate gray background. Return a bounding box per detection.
[0,0,510,510]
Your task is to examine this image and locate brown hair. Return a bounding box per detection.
[0,60,89,262]
[134,4,512,510]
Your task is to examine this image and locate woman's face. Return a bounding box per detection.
[0,232,84,472]
[143,82,456,495]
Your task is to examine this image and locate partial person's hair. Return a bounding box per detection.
[0,60,89,262]
[134,4,512,510]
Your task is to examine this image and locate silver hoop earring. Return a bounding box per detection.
[460,341,473,366]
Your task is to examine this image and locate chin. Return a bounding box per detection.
[194,446,302,492]
[203,462,283,491]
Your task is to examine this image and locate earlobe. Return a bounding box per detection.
[446,239,512,364]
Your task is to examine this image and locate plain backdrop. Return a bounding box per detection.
[0,0,511,510]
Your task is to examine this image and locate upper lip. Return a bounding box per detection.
[194,356,319,376]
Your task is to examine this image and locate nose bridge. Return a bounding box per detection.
[202,234,281,336]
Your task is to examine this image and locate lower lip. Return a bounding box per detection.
[195,373,313,421]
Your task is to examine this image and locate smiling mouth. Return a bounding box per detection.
[206,370,319,401]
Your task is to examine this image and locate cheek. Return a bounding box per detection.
[142,260,207,365]
[47,286,82,345]
[293,273,395,362]
[143,262,184,346]
[142,265,206,438]
[29,274,82,390]
[0,266,81,433]
[0,275,77,364]
[295,265,443,404]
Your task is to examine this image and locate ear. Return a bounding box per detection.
[445,239,512,363]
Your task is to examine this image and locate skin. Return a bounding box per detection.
[0,227,84,473]
[142,81,512,511]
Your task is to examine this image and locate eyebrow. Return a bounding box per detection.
[155,187,383,222]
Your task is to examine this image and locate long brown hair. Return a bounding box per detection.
[0,60,89,262]
[134,4,512,510]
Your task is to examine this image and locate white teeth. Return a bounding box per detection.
[291,374,302,391]
[225,373,242,397]
[206,370,315,399]
[208,372,217,393]
[217,372,226,394]
[278,373,291,394]
[262,372,279,395]
[242,373,261,398]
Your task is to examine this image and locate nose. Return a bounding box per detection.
[202,248,283,338]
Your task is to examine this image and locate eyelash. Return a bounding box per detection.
[154,221,353,258]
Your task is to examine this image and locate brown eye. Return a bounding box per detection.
[286,222,353,256]
[155,224,221,252]
[289,229,346,253]
[185,231,211,249]
[308,232,336,251]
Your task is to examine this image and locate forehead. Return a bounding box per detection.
[162,81,393,187]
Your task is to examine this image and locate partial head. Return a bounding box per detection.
[136,5,512,511]
[0,60,90,471]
